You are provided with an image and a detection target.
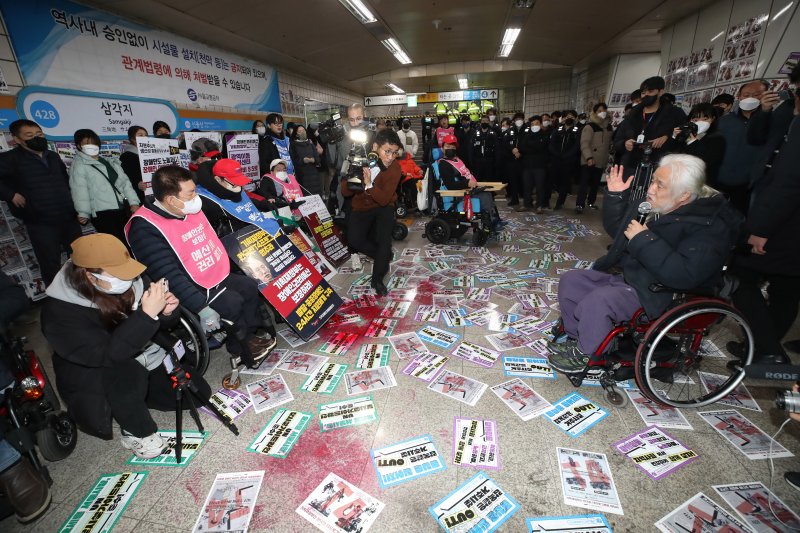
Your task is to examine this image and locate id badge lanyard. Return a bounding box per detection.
[637,110,656,144]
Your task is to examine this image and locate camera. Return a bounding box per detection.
[341,129,376,192]
[674,122,699,143]
[775,389,800,414]
[317,112,346,145]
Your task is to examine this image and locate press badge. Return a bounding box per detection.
[636,134,645,144]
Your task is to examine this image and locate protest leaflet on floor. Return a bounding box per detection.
[557,448,623,515]
[247,409,312,458]
[452,417,501,470]
[491,379,552,421]
[625,389,693,430]
[428,370,487,406]
[698,409,793,459]
[526,514,613,533]
[192,471,264,532]
[60,472,148,533]
[296,472,384,532]
[370,435,446,489]
[127,430,207,467]
[544,393,608,438]
[319,396,378,431]
[655,492,751,533]
[713,482,800,532]
[246,374,294,412]
[613,426,698,480]
[429,472,519,532]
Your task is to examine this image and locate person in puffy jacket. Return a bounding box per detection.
[69,129,140,244]
[576,103,613,213]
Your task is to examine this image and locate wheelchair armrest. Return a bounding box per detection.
[471,186,489,194]
[648,282,721,298]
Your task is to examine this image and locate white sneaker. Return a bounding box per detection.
[351,253,363,270]
[121,431,167,459]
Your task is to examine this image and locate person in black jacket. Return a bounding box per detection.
[728,91,800,366]
[468,116,498,180]
[549,110,581,210]
[518,116,550,212]
[669,103,726,188]
[613,76,688,176]
[258,113,293,178]
[498,115,524,206]
[0,120,82,285]
[290,125,322,196]
[41,233,211,456]
[550,155,742,372]
[455,115,473,163]
[119,125,148,204]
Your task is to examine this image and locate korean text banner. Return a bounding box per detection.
[0,0,281,112]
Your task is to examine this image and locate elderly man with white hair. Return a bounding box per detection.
[549,154,743,373]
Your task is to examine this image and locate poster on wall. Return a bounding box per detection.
[717,13,768,84]
[136,136,181,193]
[1,0,281,112]
[224,133,260,183]
[0,203,48,300]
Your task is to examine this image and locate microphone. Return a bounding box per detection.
[636,201,652,224]
[744,364,800,381]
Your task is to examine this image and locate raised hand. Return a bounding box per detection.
[606,165,634,193]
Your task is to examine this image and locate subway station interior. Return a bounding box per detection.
[0,0,799,531]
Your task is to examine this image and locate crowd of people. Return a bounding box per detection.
[0,65,798,523]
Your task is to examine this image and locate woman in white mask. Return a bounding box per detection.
[41,233,212,458]
[69,129,141,244]
[671,103,726,187]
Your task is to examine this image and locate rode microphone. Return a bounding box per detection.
[637,201,652,224]
[743,364,800,381]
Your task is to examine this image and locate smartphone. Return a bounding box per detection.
[162,278,169,292]
[777,90,792,101]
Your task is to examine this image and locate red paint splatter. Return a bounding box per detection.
[184,469,204,505]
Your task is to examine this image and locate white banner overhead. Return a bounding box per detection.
[364,94,407,106]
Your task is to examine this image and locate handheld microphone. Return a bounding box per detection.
[636,201,652,224]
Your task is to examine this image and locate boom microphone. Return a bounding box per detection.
[636,201,652,224]
[743,364,800,381]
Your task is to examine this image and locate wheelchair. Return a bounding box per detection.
[551,282,754,409]
[423,148,492,247]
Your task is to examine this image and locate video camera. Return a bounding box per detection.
[674,122,698,144]
[743,363,800,413]
[317,112,346,145]
[340,128,377,193]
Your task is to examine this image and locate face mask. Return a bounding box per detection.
[462,123,470,129]
[297,132,308,140]
[564,119,575,127]
[641,94,659,107]
[514,120,524,128]
[256,126,266,135]
[488,115,496,122]
[738,97,760,111]
[156,133,171,139]
[25,136,48,152]
[480,123,489,130]
[444,148,457,159]
[82,144,100,157]
[501,126,509,132]
[402,124,410,130]
[532,125,541,133]
[275,170,289,182]
[579,119,587,124]
[175,195,202,215]
[597,111,608,119]
[92,272,133,295]
[693,120,711,135]
[542,121,551,128]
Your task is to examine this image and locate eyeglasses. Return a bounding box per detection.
[380,148,400,157]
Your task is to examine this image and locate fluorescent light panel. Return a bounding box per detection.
[498,27,521,57]
[387,83,404,93]
[382,38,412,64]
[338,0,377,23]
[458,78,469,89]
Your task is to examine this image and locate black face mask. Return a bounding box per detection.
[25,136,48,152]
[564,119,575,128]
[641,94,659,107]
[480,123,489,130]
[462,123,470,129]
[444,148,457,159]
[156,133,171,139]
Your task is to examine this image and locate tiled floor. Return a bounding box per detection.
[3,198,799,532]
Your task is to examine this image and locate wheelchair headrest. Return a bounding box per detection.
[431,147,443,161]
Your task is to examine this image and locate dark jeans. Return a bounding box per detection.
[91,208,130,246]
[729,265,800,358]
[208,273,263,356]
[348,205,395,284]
[552,160,577,207]
[26,219,83,285]
[503,158,523,203]
[103,357,211,438]
[576,165,603,208]
[521,167,547,208]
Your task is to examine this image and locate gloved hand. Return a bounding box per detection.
[198,306,221,333]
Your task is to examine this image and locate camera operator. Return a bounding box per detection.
[332,104,373,215]
[340,129,403,297]
[670,103,726,187]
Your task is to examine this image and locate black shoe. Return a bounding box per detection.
[371,279,388,297]
[588,204,599,210]
[575,206,583,214]
[786,471,800,492]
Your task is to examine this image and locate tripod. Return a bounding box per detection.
[168,357,239,463]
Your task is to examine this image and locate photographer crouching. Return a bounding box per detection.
[341,129,404,297]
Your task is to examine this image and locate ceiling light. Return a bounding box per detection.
[770,2,793,23]
[338,0,377,24]
[458,78,469,89]
[710,31,724,41]
[381,38,412,64]
[387,83,404,94]
[498,28,521,57]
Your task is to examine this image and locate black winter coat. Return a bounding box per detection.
[672,131,727,188]
[614,100,687,168]
[736,116,800,277]
[195,160,253,238]
[290,139,321,196]
[257,132,284,177]
[41,280,178,439]
[0,147,76,223]
[119,151,145,203]
[594,190,743,318]
[518,128,550,169]
[549,125,581,164]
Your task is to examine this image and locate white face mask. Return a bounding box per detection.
[542,121,551,128]
[501,126,509,132]
[488,115,496,122]
[597,111,608,119]
[92,272,133,294]
[256,126,266,135]
[82,144,100,157]
[532,125,541,133]
[175,195,202,215]
[579,119,587,124]
[514,120,524,128]
[739,97,760,111]
[693,120,711,135]
[275,171,289,182]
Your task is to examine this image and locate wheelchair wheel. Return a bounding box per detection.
[176,307,211,375]
[392,222,409,241]
[425,219,450,244]
[605,387,628,408]
[634,299,753,408]
[395,204,407,218]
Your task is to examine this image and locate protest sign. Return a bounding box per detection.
[245,374,294,413]
[275,351,328,375]
[388,332,428,359]
[247,410,312,458]
[223,225,342,340]
[544,393,608,438]
[60,472,148,532]
[297,194,350,267]
[451,341,501,368]
[301,363,348,394]
[502,356,556,379]
[428,370,487,406]
[371,435,446,489]
[201,388,251,424]
[625,389,693,430]
[402,353,449,382]
[318,332,358,356]
[136,136,180,194]
[127,430,207,467]
[613,426,698,480]
[344,367,398,395]
[356,344,391,369]
[319,396,379,432]
[491,379,551,421]
[224,133,260,184]
[429,472,520,532]
[418,326,461,348]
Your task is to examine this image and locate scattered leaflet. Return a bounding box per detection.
[525,514,613,533]
[388,331,428,359]
[713,482,800,532]
[201,388,252,423]
[192,471,264,533]
[656,492,751,533]
[296,472,385,533]
[60,472,148,533]
[245,374,294,413]
[344,367,398,395]
[698,409,793,459]
[247,409,312,458]
[356,344,391,369]
[428,472,520,532]
[402,353,449,382]
[502,356,556,380]
[625,389,693,430]
[127,430,207,467]
[319,396,378,432]
[370,435,446,489]
[613,426,698,480]
[418,325,461,348]
[491,378,552,421]
[544,393,609,438]
[451,341,501,368]
[428,370,488,406]
[452,417,501,470]
[301,363,348,394]
[557,448,623,515]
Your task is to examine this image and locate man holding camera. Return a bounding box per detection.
[340,129,404,297]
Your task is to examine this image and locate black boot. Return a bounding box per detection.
[371,278,388,297]
[0,458,51,523]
